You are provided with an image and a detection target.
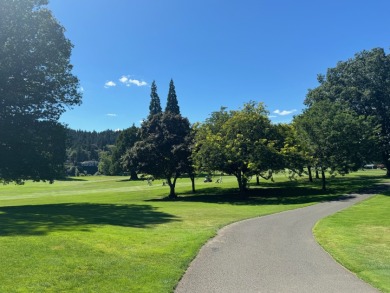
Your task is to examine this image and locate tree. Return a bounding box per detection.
[193,102,278,195]
[165,79,180,114]
[294,100,378,190]
[305,48,390,176]
[112,125,139,179]
[148,81,162,118]
[0,0,82,183]
[98,150,114,175]
[127,113,192,198]
[0,119,67,183]
[278,123,314,182]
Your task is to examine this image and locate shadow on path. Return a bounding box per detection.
[0,203,179,236]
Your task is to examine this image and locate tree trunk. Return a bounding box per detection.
[129,169,138,180]
[307,166,313,182]
[316,169,320,179]
[321,168,326,191]
[167,177,177,199]
[235,172,248,197]
[256,175,260,185]
[190,175,196,193]
[383,152,390,177]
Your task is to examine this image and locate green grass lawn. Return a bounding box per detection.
[314,189,390,293]
[0,170,388,292]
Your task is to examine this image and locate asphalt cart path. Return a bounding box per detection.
[175,185,388,293]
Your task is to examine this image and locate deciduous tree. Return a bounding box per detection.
[295,100,378,190]
[193,102,279,195]
[112,125,139,179]
[305,48,390,176]
[0,0,82,183]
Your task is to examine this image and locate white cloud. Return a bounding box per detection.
[268,115,277,118]
[119,75,147,87]
[273,109,297,116]
[119,76,128,83]
[104,81,116,88]
[106,113,117,117]
[129,79,148,86]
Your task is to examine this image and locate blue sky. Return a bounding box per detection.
[48,0,390,131]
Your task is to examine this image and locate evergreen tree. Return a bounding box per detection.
[165,79,180,114]
[148,81,162,118]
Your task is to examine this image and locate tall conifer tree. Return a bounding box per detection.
[148,81,162,118]
[165,79,180,114]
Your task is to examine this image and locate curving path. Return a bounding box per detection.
[175,186,388,293]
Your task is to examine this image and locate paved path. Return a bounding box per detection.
[175,185,388,293]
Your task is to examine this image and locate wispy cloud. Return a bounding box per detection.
[273,109,297,116]
[119,75,148,87]
[104,81,116,88]
[106,113,117,117]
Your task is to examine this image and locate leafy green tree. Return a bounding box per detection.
[165,79,180,115]
[278,123,313,181]
[295,100,378,190]
[112,125,139,179]
[0,119,67,183]
[127,113,192,198]
[0,0,82,183]
[148,81,162,118]
[98,150,114,175]
[305,48,390,176]
[193,102,278,195]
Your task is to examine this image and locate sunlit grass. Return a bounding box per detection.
[314,192,390,293]
[0,170,388,292]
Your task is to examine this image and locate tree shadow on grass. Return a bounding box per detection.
[58,177,88,182]
[147,175,388,206]
[0,203,179,237]
[149,186,337,206]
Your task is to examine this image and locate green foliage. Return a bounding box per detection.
[305,48,390,175]
[64,129,119,176]
[127,113,192,198]
[98,151,114,175]
[165,79,180,115]
[295,100,379,189]
[0,119,67,184]
[277,123,310,176]
[148,81,162,118]
[0,0,81,183]
[0,0,82,121]
[193,101,281,194]
[111,125,139,177]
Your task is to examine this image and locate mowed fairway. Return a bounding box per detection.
[0,171,387,292]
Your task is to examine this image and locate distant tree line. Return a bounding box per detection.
[65,129,120,176]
